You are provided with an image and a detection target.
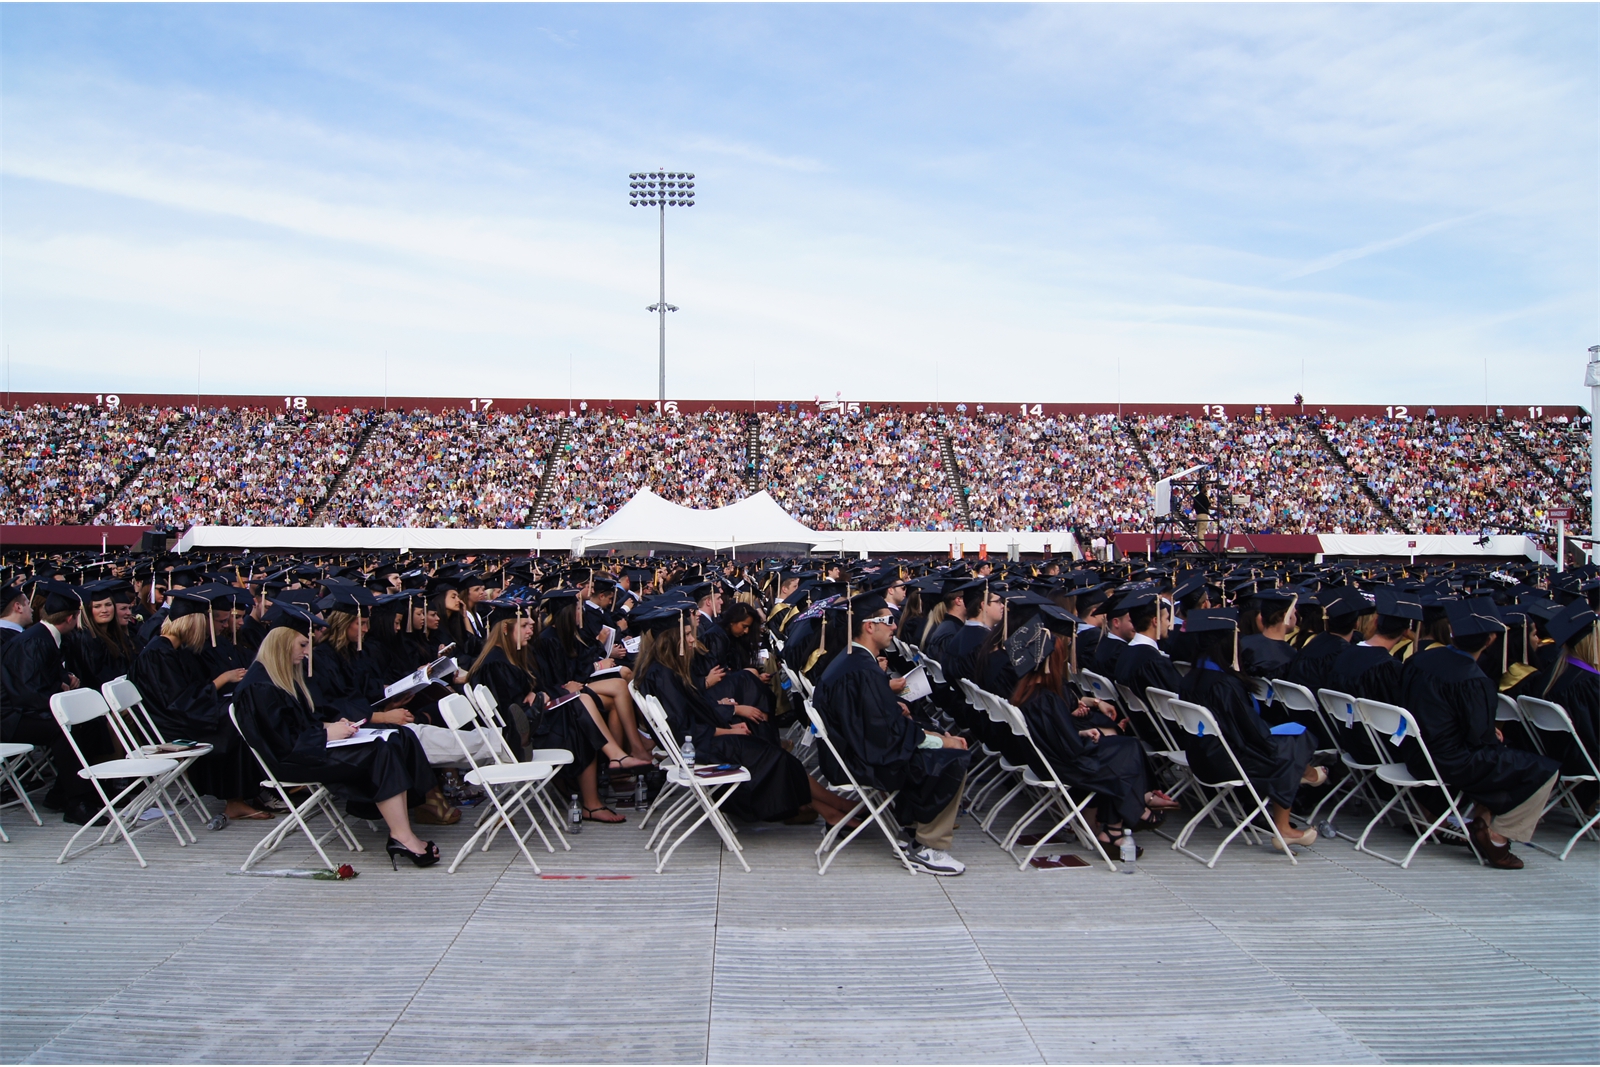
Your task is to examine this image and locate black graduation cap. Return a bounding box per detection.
[1006,618,1055,677]
[1319,588,1370,620]
[266,603,322,636]
[317,587,377,614]
[1185,608,1239,633]
[479,599,534,628]
[1107,588,1158,617]
[35,582,82,616]
[1373,589,1424,621]
[1545,601,1595,647]
[1446,601,1506,637]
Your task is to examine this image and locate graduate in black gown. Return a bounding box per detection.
[127,588,268,821]
[1530,602,1598,794]
[812,593,971,876]
[63,579,136,694]
[231,617,442,869]
[1400,603,1560,869]
[1177,609,1324,849]
[1283,589,1368,697]
[1238,589,1298,680]
[633,601,854,827]
[1007,613,1177,849]
[534,589,652,761]
[1111,591,1183,701]
[1325,590,1418,707]
[466,602,651,823]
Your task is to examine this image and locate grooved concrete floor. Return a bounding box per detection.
[2,798,1595,1064]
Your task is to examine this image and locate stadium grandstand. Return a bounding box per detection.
[1,393,1591,552]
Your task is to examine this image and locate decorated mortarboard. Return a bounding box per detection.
[1545,600,1596,647]
[1005,618,1055,677]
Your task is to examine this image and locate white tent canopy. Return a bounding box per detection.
[576,488,819,555]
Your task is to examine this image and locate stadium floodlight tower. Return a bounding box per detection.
[629,169,696,408]
[1587,345,1599,541]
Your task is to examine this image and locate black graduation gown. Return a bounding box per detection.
[1092,634,1127,678]
[128,636,254,801]
[1020,689,1151,828]
[898,612,926,650]
[1283,632,1348,696]
[471,648,604,771]
[1327,643,1404,704]
[235,616,269,660]
[637,661,809,822]
[0,625,22,738]
[1239,634,1296,680]
[813,646,968,823]
[922,618,963,663]
[1161,627,1200,666]
[63,629,131,695]
[2,624,68,719]
[1076,626,1103,670]
[135,608,169,648]
[1114,640,1183,701]
[534,627,607,688]
[1178,663,1315,808]
[1399,647,1558,814]
[944,623,991,686]
[1539,659,1598,771]
[231,662,433,818]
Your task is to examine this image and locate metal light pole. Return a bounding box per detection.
[629,169,696,407]
[1586,345,1599,540]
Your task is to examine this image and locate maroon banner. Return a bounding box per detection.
[0,526,152,549]
[1,392,1585,421]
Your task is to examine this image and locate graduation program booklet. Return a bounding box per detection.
[326,728,397,749]
[381,655,458,704]
[898,665,932,703]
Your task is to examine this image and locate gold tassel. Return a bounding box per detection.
[357,606,363,652]
[1231,626,1240,672]
[208,606,216,648]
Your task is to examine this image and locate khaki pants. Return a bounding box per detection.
[1195,515,1211,539]
[1488,773,1559,843]
[914,770,967,851]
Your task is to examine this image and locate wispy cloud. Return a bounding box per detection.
[1285,209,1491,279]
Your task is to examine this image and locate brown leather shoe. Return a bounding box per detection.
[1468,816,1522,869]
[411,790,461,826]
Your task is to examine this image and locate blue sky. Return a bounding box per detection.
[2,3,1595,407]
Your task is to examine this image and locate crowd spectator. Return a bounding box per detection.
[0,403,182,525]
[760,407,962,530]
[322,408,556,528]
[952,412,1152,539]
[1138,413,1385,534]
[98,406,369,528]
[546,407,748,526]
[1323,413,1573,537]
[1511,414,1592,514]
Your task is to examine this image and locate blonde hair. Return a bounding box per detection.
[257,627,315,708]
[161,613,209,652]
[921,601,948,646]
[1544,628,1600,698]
[323,610,359,656]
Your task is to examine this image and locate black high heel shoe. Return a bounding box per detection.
[386,836,440,869]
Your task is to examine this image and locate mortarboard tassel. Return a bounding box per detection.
[1231,625,1240,672]
[357,606,364,652]
[208,605,217,647]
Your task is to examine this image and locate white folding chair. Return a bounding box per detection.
[1165,697,1299,867]
[1350,698,1481,868]
[804,697,916,875]
[101,677,214,825]
[1078,668,1117,705]
[0,742,44,841]
[1305,688,1388,831]
[987,696,1117,871]
[1270,680,1338,759]
[1143,687,1206,815]
[632,688,751,873]
[1497,693,1543,754]
[1517,696,1600,860]
[228,705,364,871]
[436,694,559,873]
[49,689,184,867]
[467,684,573,850]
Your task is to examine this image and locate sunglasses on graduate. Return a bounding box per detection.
[862,615,896,627]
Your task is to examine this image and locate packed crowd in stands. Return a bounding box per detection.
[1322,413,1580,537]
[1138,413,1386,534]
[0,400,1591,538]
[760,407,963,530]
[321,408,557,528]
[0,403,183,525]
[98,407,370,528]
[546,408,748,526]
[952,411,1154,536]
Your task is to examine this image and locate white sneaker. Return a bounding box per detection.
[908,846,965,876]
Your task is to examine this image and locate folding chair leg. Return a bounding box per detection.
[1,760,43,826]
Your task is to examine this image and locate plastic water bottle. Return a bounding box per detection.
[681,735,696,770]
[1120,829,1137,873]
[567,793,582,835]
[634,773,647,811]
